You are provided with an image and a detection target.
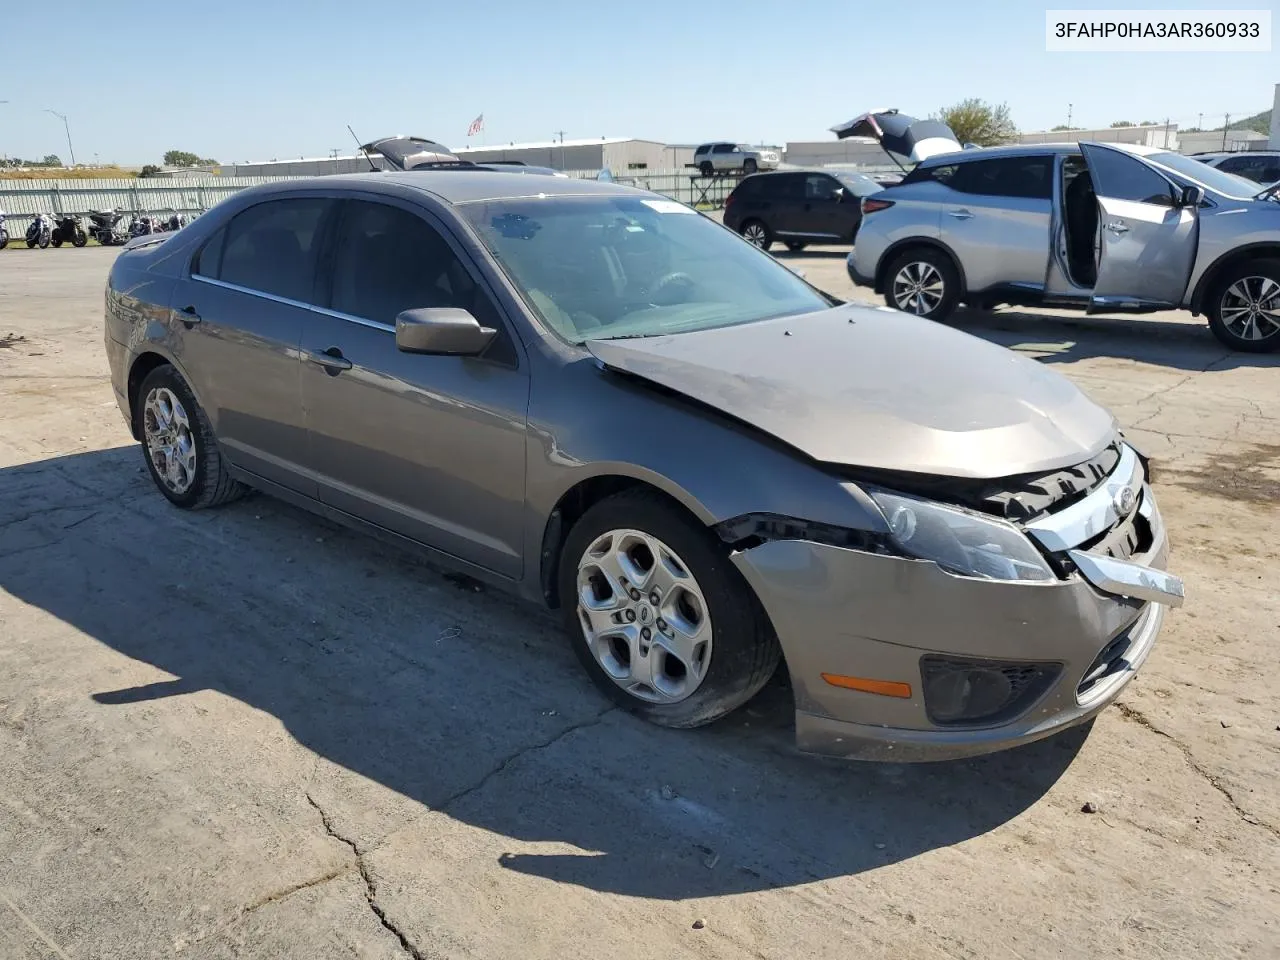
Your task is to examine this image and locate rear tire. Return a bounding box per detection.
[558,489,781,729]
[785,241,807,252]
[1206,258,1280,353]
[136,365,247,510]
[883,247,961,321]
[740,219,772,251]
[51,237,63,248]
[743,158,758,175]
[699,161,714,178]
[73,229,87,248]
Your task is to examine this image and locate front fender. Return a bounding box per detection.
[521,357,886,600]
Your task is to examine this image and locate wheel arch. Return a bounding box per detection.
[873,238,968,296]
[538,470,717,609]
[1189,243,1280,316]
[126,348,202,441]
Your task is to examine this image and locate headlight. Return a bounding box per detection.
[868,490,1055,583]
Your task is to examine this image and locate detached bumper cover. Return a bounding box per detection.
[730,485,1176,762]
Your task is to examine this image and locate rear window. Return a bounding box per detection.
[731,176,765,198]
[948,157,1053,199]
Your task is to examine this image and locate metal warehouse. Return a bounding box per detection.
[220,138,695,177]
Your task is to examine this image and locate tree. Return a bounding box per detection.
[1050,124,1078,131]
[164,150,202,167]
[139,164,162,178]
[1110,120,1135,128]
[41,154,62,166]
[938,99,1018,146]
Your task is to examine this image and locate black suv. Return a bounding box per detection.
[723,170,884,251]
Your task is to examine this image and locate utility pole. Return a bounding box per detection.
[553,130,567,170]
[1222,113,1230,150]
[1197,112,1203,130]
[1066,103,1072,129]
[1163,117,1171,149]
[44,109,75,166]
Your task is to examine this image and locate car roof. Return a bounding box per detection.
[916,140,1178,168]
[255,170,645,205]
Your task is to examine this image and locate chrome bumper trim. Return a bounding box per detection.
[1068,549,1185,607]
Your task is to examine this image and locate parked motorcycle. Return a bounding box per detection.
[87,209,128,246]
[165,212,189,231]
[129,214,159,238]
[51,214,88,248]
[26,212,53,249]
[0,208,8,250]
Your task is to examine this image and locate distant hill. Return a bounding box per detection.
[1219,109,1272,135]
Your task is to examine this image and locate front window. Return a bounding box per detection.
[1144,150,1261,199]
[459,196,831,343]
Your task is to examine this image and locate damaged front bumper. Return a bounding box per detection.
[730,448,1182,762]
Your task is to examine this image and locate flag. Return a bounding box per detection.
[467,114,484,137]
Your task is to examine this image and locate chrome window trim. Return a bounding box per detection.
[1025,443,1143,552]
[191,275,395,332]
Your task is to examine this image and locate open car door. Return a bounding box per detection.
[1080,142,1200,312]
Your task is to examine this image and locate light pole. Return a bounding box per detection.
[44,109,76,166]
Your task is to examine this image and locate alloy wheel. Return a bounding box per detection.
[892,261,946,315]
[575,529,713,704]
[743,223,768,247]
[1220,276,1280,342]
[143,386,198,495]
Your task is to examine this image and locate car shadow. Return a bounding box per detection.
[773,247,849,260]
[946,306,1280,373]
[0,447,1089,899]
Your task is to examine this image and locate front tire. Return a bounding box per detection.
[73,229,87,248]
[136,365,246,510]
[699,161,714,178]
[558,490,781,729]
[884,247,961,321]
[51,237,63,248]
[740,219,772,251]
[785,241,807,252]
[1206,259,1280,353]
[743,158,758,175]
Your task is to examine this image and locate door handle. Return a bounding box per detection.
[177,304,201,325]
[1105,220,1129,235]
[947,209,973,220]
[308,346,352,375]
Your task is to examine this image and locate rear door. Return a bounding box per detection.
[179,195,338,494]
[936,155,1054,291]
[1080,143,1198,311]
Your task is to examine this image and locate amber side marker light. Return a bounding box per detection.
[821,674,913,698]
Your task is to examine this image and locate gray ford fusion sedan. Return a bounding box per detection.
[104,171,1185,761]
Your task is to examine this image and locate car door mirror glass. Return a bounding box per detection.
[1180,184,1204,208]
[833,187,846,203]
[395,307,497,356]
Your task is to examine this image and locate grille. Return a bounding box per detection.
[1078,617,1141,698]
[1079,491,1154,562]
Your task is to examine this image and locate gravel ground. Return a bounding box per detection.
[1,245,1278,960]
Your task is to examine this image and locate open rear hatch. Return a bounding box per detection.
[830,108,962,166]
[360,136,469,170]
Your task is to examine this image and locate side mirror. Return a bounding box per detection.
[395,307,496,356]
[1179,184,1204,208]
[833,187,846,203]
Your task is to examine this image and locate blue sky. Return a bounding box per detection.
[1,0,1275,165]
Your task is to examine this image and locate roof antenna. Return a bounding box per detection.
[347,125,378,172]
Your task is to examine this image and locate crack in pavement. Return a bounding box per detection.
[438,706,618,813]
[306,793,430,960]
[240,865,353,915]
[1116,702,1280,840]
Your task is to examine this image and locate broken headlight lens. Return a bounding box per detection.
[868,490,1056,583]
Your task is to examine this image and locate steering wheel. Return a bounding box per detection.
[648,271,696,306]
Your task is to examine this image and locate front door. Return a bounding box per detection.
[1080,143,1198,311]
[299,197,530,578]
[178,195,338,494]
[795,174,847,241]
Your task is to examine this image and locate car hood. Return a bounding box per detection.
[586,304,1116,480]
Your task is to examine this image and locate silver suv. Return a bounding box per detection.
[849,141,1280,352]
[693,142,781,178]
